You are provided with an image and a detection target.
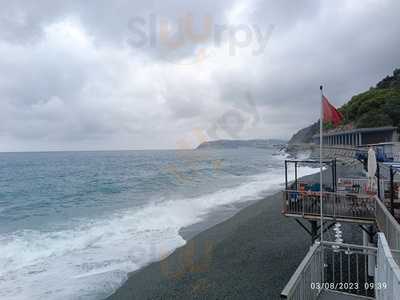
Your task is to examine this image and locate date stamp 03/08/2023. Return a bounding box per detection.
[310,282,388,291]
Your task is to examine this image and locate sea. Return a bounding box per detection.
[0,147,317,300]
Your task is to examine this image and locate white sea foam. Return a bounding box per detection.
[0,164,318,300]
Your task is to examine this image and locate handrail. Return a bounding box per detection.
[375,233,400,300]
[321,241,377,252]
[284,189,373,197]
[281,243,322,299]
[322,242,377,298]
[375,196,400,253]
[281,242,378,299]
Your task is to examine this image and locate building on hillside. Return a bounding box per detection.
[312,126,399,147]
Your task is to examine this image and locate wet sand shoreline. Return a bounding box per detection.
[106,163,364,299]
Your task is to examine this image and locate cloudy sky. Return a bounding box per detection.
[1,0,399,151]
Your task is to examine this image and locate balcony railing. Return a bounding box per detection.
[375,233,400,300]
[376,197,400,265]
[281,241,376,299]
[280,243,322,300]
[282,190,376,223]
[322,241,376,298]
[337,177,370,194]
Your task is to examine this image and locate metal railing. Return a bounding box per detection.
[281,242,377,299]
[322,241,376,298]
[280,243,323,300]
[337,177,374,194]
[379,179,400,202]
[282,190,376,222]
[375,233,400,300]
[375,196,400,265]
[322,146,361,160]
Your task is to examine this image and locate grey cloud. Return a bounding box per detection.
[0,0,400,151]
[218,1,400,108]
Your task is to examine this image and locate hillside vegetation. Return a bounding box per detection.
[289,68,400,144]
[340,69,400,129]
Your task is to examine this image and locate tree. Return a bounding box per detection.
[383,97,400,128]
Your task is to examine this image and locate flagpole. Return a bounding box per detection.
[319,85,324,244]
[319,85,325,286]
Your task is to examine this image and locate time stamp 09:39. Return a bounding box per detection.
[310,282,388,291]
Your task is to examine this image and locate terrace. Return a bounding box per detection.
[281,234,400,300]
[280,160,400,299]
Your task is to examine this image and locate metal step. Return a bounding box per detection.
[318,290,373,300]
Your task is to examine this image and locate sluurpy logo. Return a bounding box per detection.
[127,13,274,65]
[152,91,261,282]
[206,91,260,140]
[165,91,260,184]
[157,92,261,282]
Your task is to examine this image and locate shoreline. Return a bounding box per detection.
[106,189,302,300]
[105,162,364,299]
[178,199,258,241]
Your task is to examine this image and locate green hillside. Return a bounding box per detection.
[340,69,400,129]
[289,68,400,144]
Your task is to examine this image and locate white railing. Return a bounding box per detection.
[375,233,400,300]
[281,242,377,299]
[322,241,377,298]
[375,196,400,262]
[280,243,323,300]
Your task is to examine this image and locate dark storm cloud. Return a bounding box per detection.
[216,1,400,127]
[0,0,399,151]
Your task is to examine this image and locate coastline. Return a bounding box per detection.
[105,162,364,300]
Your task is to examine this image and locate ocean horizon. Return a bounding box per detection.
[0,147,317,300]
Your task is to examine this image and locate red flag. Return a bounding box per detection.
[322,95,343,127]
